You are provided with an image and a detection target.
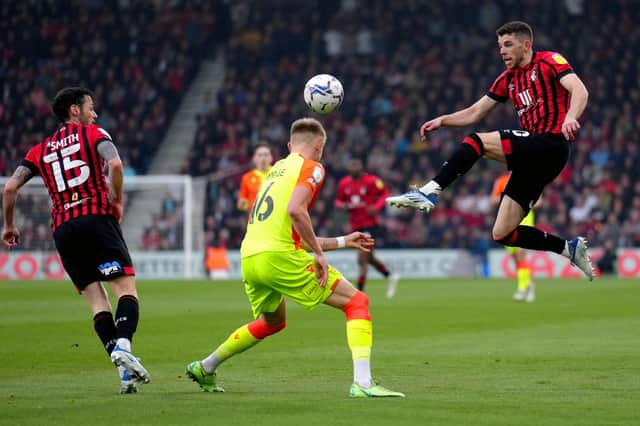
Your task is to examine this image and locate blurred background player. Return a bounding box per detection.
[186,118,404,398]
[1,87,150,394]
[237,143,273,213]
[336,157,399,298]
[205,143,273,279]
[492,172,535,302]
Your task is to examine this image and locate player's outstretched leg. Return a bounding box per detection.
[325,281,404,398]
[386,182,440,212]
[387,134,484,212]
[495,226,595,281]
[187,316,285,392]
[564,237,595,281]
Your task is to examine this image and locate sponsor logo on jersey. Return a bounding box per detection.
[312,166,324,183]
[63,196,91,210]
[99,261,122,276]
[552,53,568,64]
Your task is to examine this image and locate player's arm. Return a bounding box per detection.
[237,176,250,211]
[288,185,328,286]
[559,73,589,141]
[314,233,375,252]
[2,165,35,248]
[237,198,249,211]
[97,140,124,222]
[420,96,499,141]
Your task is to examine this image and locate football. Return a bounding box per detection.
[303,74,344,114]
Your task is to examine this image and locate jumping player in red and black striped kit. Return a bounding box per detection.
[387,21,595,280]
[2,87,151,393]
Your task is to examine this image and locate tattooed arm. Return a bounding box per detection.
[2,166,35,248]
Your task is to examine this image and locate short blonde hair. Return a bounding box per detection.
[290,118,326,141]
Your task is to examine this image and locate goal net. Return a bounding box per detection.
[0,175,201,280]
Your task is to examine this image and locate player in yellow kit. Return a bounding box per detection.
[492,173,535,302]
[186,118,404,398]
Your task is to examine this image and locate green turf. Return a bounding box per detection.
[1,278,639,425]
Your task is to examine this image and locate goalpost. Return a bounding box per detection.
[0,175,200,280]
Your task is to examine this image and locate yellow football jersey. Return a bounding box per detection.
[240,153,325,257]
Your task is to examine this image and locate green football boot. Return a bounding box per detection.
[186,361,225,393]
[350,381,405,398]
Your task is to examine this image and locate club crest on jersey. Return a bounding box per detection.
[312,166,324,183]
[99,261,122,276]
[531,70,537,81]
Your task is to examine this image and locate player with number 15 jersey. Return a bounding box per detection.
[23,115,116,231]
[2,87,150,394]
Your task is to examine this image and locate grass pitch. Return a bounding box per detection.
[1,277,639,426]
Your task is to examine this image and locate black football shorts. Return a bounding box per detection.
[53,214,135,292]
[499,130,569,213]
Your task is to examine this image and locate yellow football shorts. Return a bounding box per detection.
[506,210,535,254]
[242,250,343,319]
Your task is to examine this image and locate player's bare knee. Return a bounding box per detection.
[477,131,505,161]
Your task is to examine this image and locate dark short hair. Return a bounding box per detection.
[496,21,533,42]
[51,87,94,122]
[253,142,272,155]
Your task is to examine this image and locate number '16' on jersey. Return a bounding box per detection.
[240,152,326,258]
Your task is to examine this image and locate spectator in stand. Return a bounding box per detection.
[597,239,617,276]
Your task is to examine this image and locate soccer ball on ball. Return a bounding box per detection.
[303,74,344,114]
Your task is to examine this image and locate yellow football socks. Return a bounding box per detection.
[517,261,532,291]
[346,319,372,359]
[214,324,260,362]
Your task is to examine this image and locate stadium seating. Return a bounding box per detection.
[191,0,640,250]
[3,1,638,251]
[1,0,229,249]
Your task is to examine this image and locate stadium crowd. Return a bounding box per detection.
[1,0,229,249]
[2,0,638,256]
[192,0,640,254]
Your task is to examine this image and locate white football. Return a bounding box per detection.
[303,74,344,114]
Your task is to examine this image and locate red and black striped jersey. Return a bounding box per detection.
[487,51,575,134]
[21,123,114,231]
